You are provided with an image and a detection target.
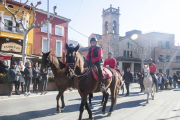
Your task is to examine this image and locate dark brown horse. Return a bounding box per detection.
[40,52,74,113]
[65,44,119,120]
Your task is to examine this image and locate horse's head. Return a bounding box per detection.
[65,43,80,76]
[40,51,52,73]
[144,65,149,77]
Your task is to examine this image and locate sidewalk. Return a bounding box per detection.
[0,86,77,101]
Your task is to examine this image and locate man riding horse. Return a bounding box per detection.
[86,37,105,92]
[147,58,157,86]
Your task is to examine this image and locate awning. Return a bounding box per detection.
[0,56,11,60]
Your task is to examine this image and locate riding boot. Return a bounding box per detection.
[99,76,105,92]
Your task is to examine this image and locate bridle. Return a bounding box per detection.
[144,69,149,77]
[66,51,91,78]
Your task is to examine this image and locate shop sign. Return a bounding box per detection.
[1,42,22,52]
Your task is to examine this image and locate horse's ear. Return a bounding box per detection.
[47,50,52,55]
[75,44,80,52]
[42,51,45,54]
[59,60,66,69]
[65,43,69,50]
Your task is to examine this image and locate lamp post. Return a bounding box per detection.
[47,0,50,52]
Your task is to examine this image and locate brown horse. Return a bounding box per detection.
[65,44,119,120]
[40,51,74,113]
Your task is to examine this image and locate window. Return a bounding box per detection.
[166,69,170,75]
[158,41,163,47]
[130,51,132,57]
[105,21,108,34]
[16,23,23,33]
[41,23,52,33]
[56,40,62,57]
[4,19,12,31]
[166,41,170,48]
[123,50,126,57]
[113,20,116,33]
[176,56,180,62]
[55,25,64,36]
[166,55,170,62]
[159,69,162,73]
[158,55,163,62]
[42,38,48,53]
[127,51,129,57]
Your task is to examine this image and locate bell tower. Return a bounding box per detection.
[99,4,120,59]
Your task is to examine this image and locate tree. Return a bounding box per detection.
[0,0,57,64]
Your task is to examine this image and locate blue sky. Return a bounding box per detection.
[22,0,180,47]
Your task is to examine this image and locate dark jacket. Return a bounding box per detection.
[32,67,40,78]
[173,74,178,82]
[123,72,133,83]
[7,67,20,81]
[86,46,103,63]
[24,67,33,79]
[0,65,9,74]
[41,69,49,79]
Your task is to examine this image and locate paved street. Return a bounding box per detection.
[0,83,180,120]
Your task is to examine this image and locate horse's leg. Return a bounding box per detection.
[145,87,149,104]
[108,84,118,116]
[101,92,105,106]
[79,94,90,120]
[85,101,93,120]
[56,92,61,113]
[89,93,93,106]
[102,92,109,114]
[61,93,65,111]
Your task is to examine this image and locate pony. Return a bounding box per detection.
[65,44,119,120]
[40,51,74,113]
[143,65,156,103]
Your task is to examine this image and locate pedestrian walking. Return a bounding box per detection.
[0,61,9,74]
[173,73,178,88]
[17,61,25,93]
[7,62,21,96]
[24,62,33,95]
[123,67,133,97]
[32,62,40,94]
[41,68,49,94]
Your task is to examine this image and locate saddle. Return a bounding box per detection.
[91,66,112,80]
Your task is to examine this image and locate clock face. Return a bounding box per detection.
[113,35,117,40]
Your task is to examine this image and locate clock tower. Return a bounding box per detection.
[98,5,120,59]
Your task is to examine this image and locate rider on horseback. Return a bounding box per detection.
[147,58,157,86]
[103,52,117,69]
[86,37,105,92]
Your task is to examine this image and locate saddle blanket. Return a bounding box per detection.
[92,67,112,80]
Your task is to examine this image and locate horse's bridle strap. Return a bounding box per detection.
[66,63,74,65]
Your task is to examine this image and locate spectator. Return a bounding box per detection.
[163,73,168,87]
[168,75,173,89]
[157,74,164,90]
[0,61,9,74]
[24,62,33,95]
[32,62,40,94]
[115,65,121,74]
[7,62,21,96]
[17,61,25,93]
[41,68,49,94]
[173,73,178,88]
[123,67,133,97]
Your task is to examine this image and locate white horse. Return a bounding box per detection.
[143,65,156,103]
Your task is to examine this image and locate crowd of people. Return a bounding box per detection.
[0,60,49,96]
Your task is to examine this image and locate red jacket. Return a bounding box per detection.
[103,58,116,69]
[148,63,157,74]
[86,47,103,63]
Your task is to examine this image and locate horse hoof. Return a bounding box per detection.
[89,118,94,120]
[102,111,106,115]
[57,110,61,113]
[61,107,65,112]
[152,97,154,100]
[146,101,149,104]
[107,112,112,116]
[101,103,104,106]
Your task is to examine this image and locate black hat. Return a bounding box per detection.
[108,52,113,55]
[12,62,17,65]
[148,58,152,61]
[69,44,75,47]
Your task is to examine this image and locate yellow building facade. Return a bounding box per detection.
[0,1,33,54]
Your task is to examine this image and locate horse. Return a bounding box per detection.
[40,51,74,113]
[65,44,119,120]
[143,65,156,103]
